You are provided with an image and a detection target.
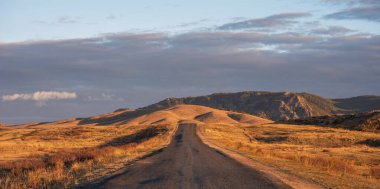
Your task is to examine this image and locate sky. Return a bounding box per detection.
[1,0,379,124]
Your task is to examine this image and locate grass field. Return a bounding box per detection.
[0,122,177,188]
[199,123,380,189]
[1,104,379,189]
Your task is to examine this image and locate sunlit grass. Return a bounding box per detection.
[200,123,380,189]
[0,123,177,189]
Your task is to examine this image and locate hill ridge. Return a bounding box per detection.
[138,91,380,120]
[18,104,272,127]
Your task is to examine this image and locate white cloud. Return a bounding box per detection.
[2,93,32,101]
[2,91,77,102]
[86,93,124,101]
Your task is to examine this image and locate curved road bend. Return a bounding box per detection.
[89,124,291,189]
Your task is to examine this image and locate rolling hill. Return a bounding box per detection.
[78,104,271,126]
[138,91,380,120]
[2,94,379,189]
[333,95,380,112]
[282,110,380,132]
[9,104,271,128]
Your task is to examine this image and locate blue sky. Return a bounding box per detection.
[1,0,379,124]
[1,0,379,42]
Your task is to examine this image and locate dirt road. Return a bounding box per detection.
[90,124,291,189]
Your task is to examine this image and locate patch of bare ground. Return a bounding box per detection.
[198,123,380,189]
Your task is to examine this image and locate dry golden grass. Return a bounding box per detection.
[125,104,272,125]
[0,122,177,189]
[0,104,268,188]
[200,123,380,189]
[3,104,378,188]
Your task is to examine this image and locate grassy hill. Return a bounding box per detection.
[139,91,380,120]
[1,97,380,188]
[282,110,380,132]
[334,95,380,112]
[78,104,271,126]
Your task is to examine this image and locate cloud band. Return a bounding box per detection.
[2,91,77,102]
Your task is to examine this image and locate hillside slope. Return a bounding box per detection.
[77,104,271,126]
[139,91,380,120]
[334,96,380,112]
[282,110,380,132]
[10,104,270,128]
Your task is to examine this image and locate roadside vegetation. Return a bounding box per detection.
[0,123,176,189]
[199,123,380,189]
